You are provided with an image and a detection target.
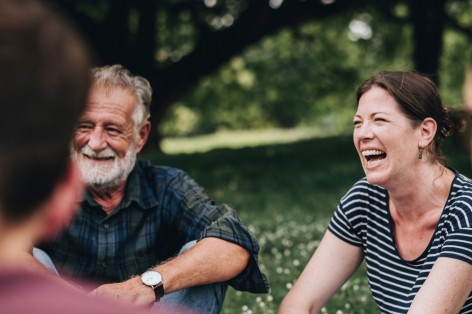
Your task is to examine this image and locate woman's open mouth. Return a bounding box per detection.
[362,149,387,167]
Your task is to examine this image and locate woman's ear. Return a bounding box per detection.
[418,117,437,148]
[38,160,83,241]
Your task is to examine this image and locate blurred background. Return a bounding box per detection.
[52,0,472,313]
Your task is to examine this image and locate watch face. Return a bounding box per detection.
[141,270,162,286]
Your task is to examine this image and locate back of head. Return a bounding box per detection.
[0,0,91,222]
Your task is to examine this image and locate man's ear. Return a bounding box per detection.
[135,120,151,154]
[418,117,437,148]
[38,160,84,240]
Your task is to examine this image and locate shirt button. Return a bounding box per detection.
[103,223,109,229]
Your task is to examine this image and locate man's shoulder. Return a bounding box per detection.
[135,160,194,191]
[136,159,184,180]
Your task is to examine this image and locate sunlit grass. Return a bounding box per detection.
[161,127,344,154]
[143,131,472,314]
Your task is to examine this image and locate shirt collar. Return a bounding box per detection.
[83,160,159,211]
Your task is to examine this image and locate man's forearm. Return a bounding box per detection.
[92,237,250,306]
[152,237,250,294]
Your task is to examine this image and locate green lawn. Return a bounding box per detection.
[142,134,472,314]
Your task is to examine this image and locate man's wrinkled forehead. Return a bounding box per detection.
[85,85,137,108]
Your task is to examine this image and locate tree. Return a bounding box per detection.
[410,0,446,84]
[52,0,463,148]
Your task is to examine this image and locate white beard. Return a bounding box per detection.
[72,144,137,192]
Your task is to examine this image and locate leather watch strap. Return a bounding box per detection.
[152,283,164,302]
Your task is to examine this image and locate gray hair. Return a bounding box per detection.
[90,65,152,131]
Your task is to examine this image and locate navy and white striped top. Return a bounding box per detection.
[328,172,472,313]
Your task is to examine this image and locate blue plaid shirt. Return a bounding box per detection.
[41,160,269,293]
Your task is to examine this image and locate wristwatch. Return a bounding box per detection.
[141,269,164,301]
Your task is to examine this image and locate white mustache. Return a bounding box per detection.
[81,145,116,159]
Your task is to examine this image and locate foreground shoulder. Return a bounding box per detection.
[0,271,153,314]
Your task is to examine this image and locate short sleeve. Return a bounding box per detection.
[327,179,382,248]
[328,203,364,247]
[440,228,472,265]
[439,176,472,265]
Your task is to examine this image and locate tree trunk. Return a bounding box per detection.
[459,62,472,157]
[409,0,445,85]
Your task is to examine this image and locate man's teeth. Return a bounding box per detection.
[362,150,384,157]
[84,154,113,160]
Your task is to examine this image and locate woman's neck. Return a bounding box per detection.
[389,163,454,220]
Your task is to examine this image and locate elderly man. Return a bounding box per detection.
[40,64,269,313]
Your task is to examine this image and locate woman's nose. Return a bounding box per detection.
[355,122,373,141]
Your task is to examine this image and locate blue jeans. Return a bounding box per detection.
[153,240,228,314]
[34,241,228,314]
[32,247,59,275]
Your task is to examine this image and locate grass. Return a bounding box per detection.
[160,127,342,154]
[142,132,472,314]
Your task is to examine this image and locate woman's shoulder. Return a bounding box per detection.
[453,171,472,189]
[450,172,472,201]
[446,171,472,221]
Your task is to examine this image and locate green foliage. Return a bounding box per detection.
[72,0,109,21]
[156,9,197,65]
[447,0,472,26]
[57,0,472,144]
[142,135,472,313]
[158,2,472,139]
[159,8,417,137]
[439,29,469,107]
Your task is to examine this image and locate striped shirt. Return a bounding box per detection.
[328,172,472,313]
[41,160,269,293]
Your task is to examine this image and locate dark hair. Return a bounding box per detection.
[0,0,91,222]
[356,71,464,162]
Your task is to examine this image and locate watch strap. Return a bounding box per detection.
[151,282,165,302]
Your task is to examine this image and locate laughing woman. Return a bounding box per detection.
[278,71,472,314]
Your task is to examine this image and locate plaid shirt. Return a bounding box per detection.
[41,160,269,293]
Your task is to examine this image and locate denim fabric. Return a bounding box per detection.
[35,243,226,313]
[33,248,59,276]
[154,241,228,314]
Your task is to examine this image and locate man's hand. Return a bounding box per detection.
[90,276,155,306]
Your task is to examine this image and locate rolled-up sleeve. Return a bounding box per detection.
[168,170,270,293]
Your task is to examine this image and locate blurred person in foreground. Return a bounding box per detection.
[38,64,269,313]
[0,1,156,313]
[279,71,472,313]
